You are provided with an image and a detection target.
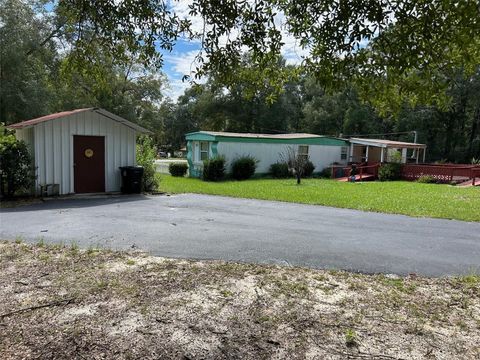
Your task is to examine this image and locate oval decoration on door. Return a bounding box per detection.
[84,148,94,158]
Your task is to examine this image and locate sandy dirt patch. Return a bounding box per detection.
[0,241,479,359]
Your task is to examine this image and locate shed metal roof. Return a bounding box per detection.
[7,108,151,133]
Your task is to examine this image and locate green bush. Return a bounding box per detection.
[203,156,225,181]
[417,175,435,183]
[136,136,160,191]
[319,167,332,178]
[302,160,315,177]
[0,134,35,198]
[270,162,290,178]
[231,156,257,180]
[378,163,402,181]
[169,162,188,177]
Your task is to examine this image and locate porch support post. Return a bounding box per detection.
[380,147,385,163]
[349,144,354,162]
[416,149,419,164]
[423,148,426,163]
[401,148,407,163]
[365,146,369,163]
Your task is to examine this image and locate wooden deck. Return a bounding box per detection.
[457,178,480,187]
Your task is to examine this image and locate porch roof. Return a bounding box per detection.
[349,138,426,149]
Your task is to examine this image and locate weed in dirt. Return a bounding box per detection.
[93,279,109,292]
[51,242,65,250]
[378,275,417,294]
[70,242,79,252]
[256,315,272,323]
[460,274,479,285]
[220,289,233,298]
[126,259,136,266]
[456,274,480,294]
[14,236,23,244]
[313,274,328,282]
[345,328,357,347]
[405,321,425,335]
[456,320,468,331]
[38,253,52,263]
[260,275,310,298]
[348,281,367,291]
[87,246,100,256]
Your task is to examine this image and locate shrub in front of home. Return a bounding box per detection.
[320,167,332,178]
[270,162,290,178]
[417,175,436,183]
[203,156,226,181]
[231,156,257,180]
[378,163,402,181]
[302,160,315,177]
[136,135,160,192]
[0,134,36,198]
[169,162,188,177]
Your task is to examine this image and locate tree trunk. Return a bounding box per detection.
[468,104,480,159]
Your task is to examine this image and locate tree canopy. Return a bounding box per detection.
[52,0,480,108]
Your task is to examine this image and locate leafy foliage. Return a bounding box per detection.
[136,136,159,192]
[269,162,290,178]
[0,134,35,198]
[319,167,332,179]
[417,175,435,184]
[0,0,57,123]
[168,163,188,177]
[378,163,402,182]
[302,160,315,177]
[231,156,257,180]
[203,156,226,181]
[51,0,480,110]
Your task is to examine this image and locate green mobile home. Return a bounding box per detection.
[185,131,349,177]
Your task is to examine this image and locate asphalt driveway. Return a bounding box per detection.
[1,194,479,276]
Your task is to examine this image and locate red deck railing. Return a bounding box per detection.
[401,164,480,183]
[331,162,480,184]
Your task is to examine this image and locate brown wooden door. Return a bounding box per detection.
[74,135,105,193]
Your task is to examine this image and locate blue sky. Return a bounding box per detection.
[159,39,204,101]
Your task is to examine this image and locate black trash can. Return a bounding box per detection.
[119,166,144,194]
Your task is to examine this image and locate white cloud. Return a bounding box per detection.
[164,49,202,75]
[163,78,190,100]
[162,49,207,100]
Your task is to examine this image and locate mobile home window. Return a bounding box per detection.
[200,142,209,161]
[341,146,348,160]
[298,145,309,160]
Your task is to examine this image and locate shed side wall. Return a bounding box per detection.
[15,128,35,155]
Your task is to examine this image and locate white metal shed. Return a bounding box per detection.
[7,108,150,195]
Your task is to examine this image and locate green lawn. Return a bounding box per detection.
[160,175,480,222]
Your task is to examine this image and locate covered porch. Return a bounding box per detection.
[348,138,427,164]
